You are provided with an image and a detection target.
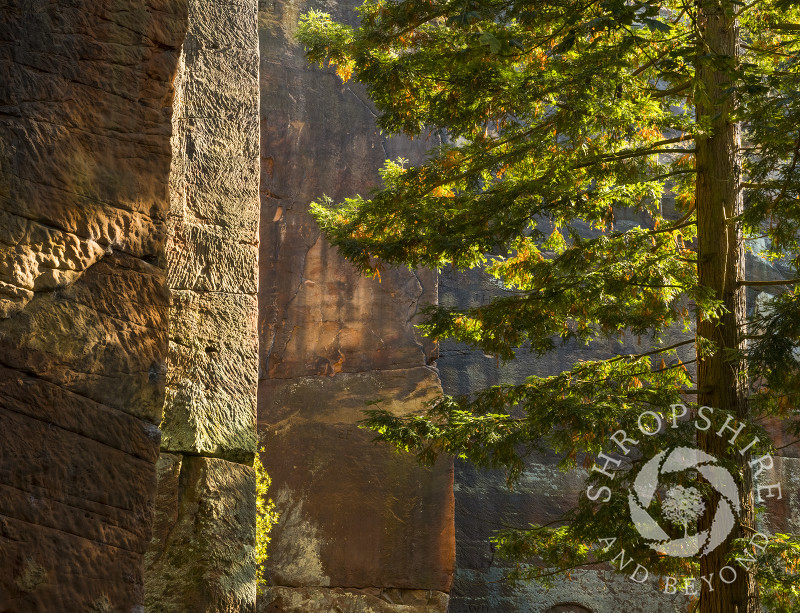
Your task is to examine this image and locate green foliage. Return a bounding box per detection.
[749,291,800,419]
[731,533,800,612]
[298,0,800,607]
[366,351,694,482]
[255,450,279,595]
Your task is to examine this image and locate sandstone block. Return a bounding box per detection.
[160,0,260,462]
[257,0,453,607]
[160,290,258,460]
[757,455,800,534]
[258,367,454,592]
[145,454,257,613]
[0,3,185,610]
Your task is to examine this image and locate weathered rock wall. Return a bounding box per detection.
[8,2,794,613]
[256,0,455,610]
[0,1,186,611]
[144,0,262,611]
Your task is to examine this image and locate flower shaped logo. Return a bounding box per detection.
[628,447,740,558]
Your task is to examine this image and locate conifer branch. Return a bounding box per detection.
[574,142,696,169]
[741,43,796,59]
[768,129,800,212]
[630,46,675,77]
[649,81,693,98]
[648,208,697,236]
[734,0,768,16]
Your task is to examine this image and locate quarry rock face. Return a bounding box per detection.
[256,0,455,610]
[2,0,453,610]
[5,2,799,613]
[0,1,186,611]
[144,0,261,611]
[159,0,260,464]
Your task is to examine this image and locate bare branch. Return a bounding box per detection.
[737,279,800,287]
[607,338,696,363]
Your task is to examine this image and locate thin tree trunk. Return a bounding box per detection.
[695,0,757,611]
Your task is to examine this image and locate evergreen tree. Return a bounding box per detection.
[298,1,800,611]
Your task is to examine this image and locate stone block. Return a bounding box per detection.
[757,455,800,534]
[0,4,185,611]
[258,367,453,592]
[257,0,453,608]
[145,454,257,613]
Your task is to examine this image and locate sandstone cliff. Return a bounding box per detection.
[143,0,261,611]
[0,1,186,610]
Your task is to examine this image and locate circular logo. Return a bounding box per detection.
[628,446,740,558]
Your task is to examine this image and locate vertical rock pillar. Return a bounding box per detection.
[143,0,261,611]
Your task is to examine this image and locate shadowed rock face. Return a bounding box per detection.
[145,454,257,612]
[439,265,800,612]
[0,1,186,611]
[143,0,261,611]
[256,0,455,610]
[438,265,688,613]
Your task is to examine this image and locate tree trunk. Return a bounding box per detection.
[695,0,757,611]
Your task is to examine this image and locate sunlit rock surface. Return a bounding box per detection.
[0,1,186,610]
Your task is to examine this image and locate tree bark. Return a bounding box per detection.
[695,1,757,611]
